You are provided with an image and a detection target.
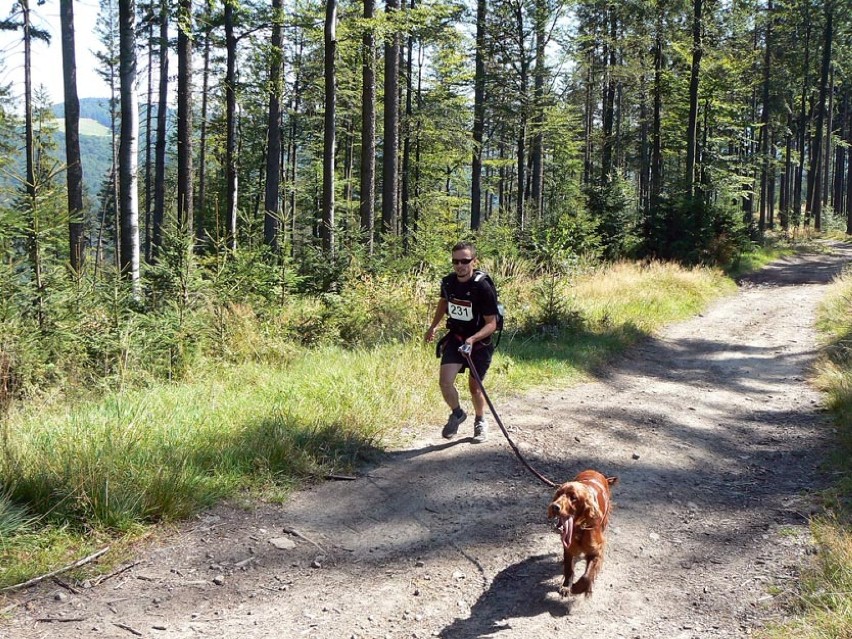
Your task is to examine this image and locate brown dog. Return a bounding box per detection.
[547,470,618,597]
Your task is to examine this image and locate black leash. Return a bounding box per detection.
[460,345,558,489]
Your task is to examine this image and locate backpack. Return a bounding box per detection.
[473,270,505,348]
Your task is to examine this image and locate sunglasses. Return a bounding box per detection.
[452,258,474,265]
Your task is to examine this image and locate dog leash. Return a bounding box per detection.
[460,344,558,489]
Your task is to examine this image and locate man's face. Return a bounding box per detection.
[451,248,476,279]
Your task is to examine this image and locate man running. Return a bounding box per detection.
[425,241,499,442]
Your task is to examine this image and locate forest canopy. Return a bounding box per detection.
[0,0,849,396]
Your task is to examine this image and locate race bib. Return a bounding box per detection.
[448,299,474,322]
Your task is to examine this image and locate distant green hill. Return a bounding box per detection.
[52,97,115,129]
[52,97,171,132]
[5,98,171,206]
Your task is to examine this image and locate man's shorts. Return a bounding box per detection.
[440,338,494,378]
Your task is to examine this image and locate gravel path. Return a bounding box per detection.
[4,242,851,639]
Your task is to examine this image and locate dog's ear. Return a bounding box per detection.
[606,476,618,488]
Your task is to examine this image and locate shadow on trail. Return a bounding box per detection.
[438,554,569,639]
[388,436,475,461]
[238,244,849,597]
[736,244,852,287]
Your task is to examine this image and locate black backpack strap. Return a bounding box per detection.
[473,271,502,349]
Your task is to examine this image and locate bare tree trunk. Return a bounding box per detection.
[264,0,284,251]
[144,9,154,262]
[197,0,213,246]
[531,0,545,213]
[224,1,238,249]
[360,0,376,253]
[515,1,528,229]
[847,95,852,234]
[823,66,834,208]
[794,2,811,226]
[781,111,792,230]
[177,0,194,235]
[685,0,703,198]
[471,0,486,230]
[401,0,413,249]
[601,4,616,183]
[287,37,303,258]
[767,129,776,228]
[808,2,832,232]
[413,42,423,235]
[382,0,400,235]
[321,0,337,255]
[20,0,44,326]
[21,0,34,205]
[60,0,85,273]
[834,89,848,215]
[152,0,168,261]
[639,69,650,215]
[119,0,140,290]
[758,0,772,233]
[649,8,663,220]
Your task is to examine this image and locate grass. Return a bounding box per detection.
[0,257,739,589]
[760,264,852,639]
[725,232,799,278]
[48,117,111,137]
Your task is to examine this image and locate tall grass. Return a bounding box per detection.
[761,265,852,639]
[0,260,733,588]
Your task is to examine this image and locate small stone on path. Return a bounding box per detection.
[270,537,297,550]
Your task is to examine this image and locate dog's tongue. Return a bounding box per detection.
[561,516,574,550]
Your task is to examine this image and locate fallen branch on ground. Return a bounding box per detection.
[92,560,143,587]
[113,622,143,636]
[36,617,87,623]
[282,526,326,554]
[1,547,111,592]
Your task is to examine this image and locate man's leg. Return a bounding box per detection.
[467,347,493,442]
[440,362,467,438]
[439,363,463,410]
[468,373,486,418]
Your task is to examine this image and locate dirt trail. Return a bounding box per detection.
[4,243,852,639]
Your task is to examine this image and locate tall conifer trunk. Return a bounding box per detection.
[321,0,337,254]
[758,0,772,233]
[60,0,85,273]
[794,2,811,226]
[834,89,848,215]
[808,3,832,231]
[197,0,213,245]
[264,0,284,250]
[471,0,486,229]
[177,0,194,235]
[224,1,238,249]
[515,2,528,229]
[152,0,168,261]
[601,5,616,182]
[144,10,154,262]
[685,0,703,198]
[382,0,400,235]
[360,0,376,252]
[649,7,663,223]
[531,0,545,213]
[401,0,414,247]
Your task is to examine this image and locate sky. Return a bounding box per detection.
[0,0,107,107]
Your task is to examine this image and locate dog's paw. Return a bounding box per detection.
[570,577,591,596]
